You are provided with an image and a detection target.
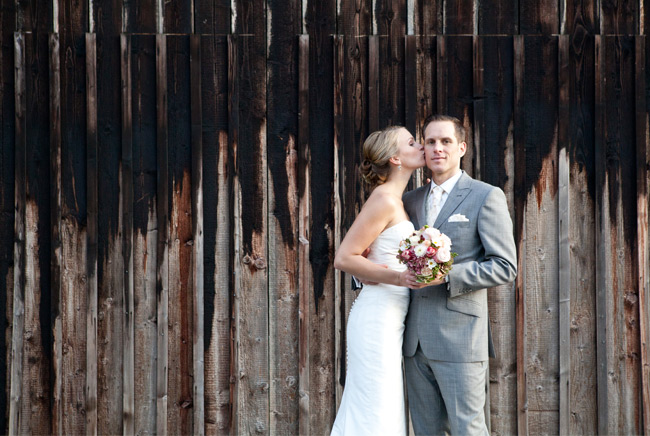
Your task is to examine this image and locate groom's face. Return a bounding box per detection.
[423,120,467,184]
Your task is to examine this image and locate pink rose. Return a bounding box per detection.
[426,246,437,256]
[435,247,451,263]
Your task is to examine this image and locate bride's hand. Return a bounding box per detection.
[399,270,445,288]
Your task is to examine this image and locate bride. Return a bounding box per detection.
[331,126,426,436]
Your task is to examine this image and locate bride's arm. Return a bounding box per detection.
[333,193,417,288]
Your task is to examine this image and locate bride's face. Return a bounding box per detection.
[394,128,425,170]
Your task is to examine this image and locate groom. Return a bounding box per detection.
[402,115,517,435]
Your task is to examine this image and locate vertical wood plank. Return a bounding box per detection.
[563,0,598,35]
[438,36,474,176]
[131,34,158,436]
[122,0,157,33]
[600,0,638,34]
[21,28,55,436]
[9,31,26,436]
[520,1,559,34]
[189,34,205,436]
[558,34,571,436]
[155,33,170,436]
[58,0,88,430]
[297,34,311,436]
[233,0,269,429]
[0,4,16,432]
[568,32,597,435]
[472,35,483,180]
[267,2,300,433]
[201,34,231,436]
[635,34,650,436]
[333,35,344,408]
[444,0,477,34]
[413,0,442,36]
[523,36,560,436]
[416,35,435,146]
[49,29,64,436]
[375,0,406,127]
[85,32,98,436]
[163,0,192,33]
[305,1,337,432]
[340,0,370,35]
[478,0,517,34]
[165,34,194,436]
[227,34,239,435]
[594,36,608,436]
[120,33,135,436]
[94,1,124,430]
[513,34,528,436]
[368,35,379,133]
[479,36,517,436]
[600,35,641,435]
[195,0,231,34]
[405,35,422,188]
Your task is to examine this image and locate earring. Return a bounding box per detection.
[398,165,402,170]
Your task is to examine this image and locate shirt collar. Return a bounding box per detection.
[429,170,463,195]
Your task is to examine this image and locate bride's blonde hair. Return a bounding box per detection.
[359,126,404,187]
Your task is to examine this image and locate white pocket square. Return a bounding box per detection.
[448,213,469,222]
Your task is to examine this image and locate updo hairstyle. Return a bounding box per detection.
[359,125,404,188]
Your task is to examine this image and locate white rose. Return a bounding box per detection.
[423,227,441,240]
[435,247,451,263]
[414,244,427,257]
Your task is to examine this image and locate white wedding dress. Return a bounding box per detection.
[331,220,414,436]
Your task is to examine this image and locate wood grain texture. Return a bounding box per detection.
[600,0,638,34]
[165,35,194,436]
[568,32,597,435]
[523,36,560,433]
[201,34,232,436]
[190,34,205,436]
[562,0,598,35]
[121,0,156,33]
[444,0,477,34]
[635,35,650,436]
[155,33,170,436]
[94,2,125,430]
[600,35,641,435]
[305,0,337,432]
[479,0,517,34]
[267,2,301,433]
[520,0,559,35]
[513,34,528,436]
[478,36,517,436]
[131,35,158,436]
[120,33,135,436]
[9,32,26,436]
[297,34,311,436]
[558,35,570,436]
[58,0,89,431]
[85,33,98,436]
[0,3,16,432]
[195,0,231,34]
[413,0,442,36]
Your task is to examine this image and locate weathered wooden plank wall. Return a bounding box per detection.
[2,1,650,435]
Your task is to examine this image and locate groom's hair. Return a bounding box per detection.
[422,115,466,144]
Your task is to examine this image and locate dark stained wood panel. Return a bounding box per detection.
[200,34,232,436]
[339,0,370,36]
[444,0,476,34]
[520,0,559,34]
[130,34,158,436]
[58,0,89,431]
[413,0,442,36]
[0,2,16,431]
[267,0,301,433]
[165,35,194,436]
[601,0,638,34]
[195,0,231,34]
[95,2,125,432]
[563,0,598,35]
[164,0,192,33]
[305,0,337,432]
[567,33,598,435]
[121,0,156,33]
[479,0,517,34]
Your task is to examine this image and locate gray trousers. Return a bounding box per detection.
[405,345,489,436]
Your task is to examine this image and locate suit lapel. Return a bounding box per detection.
[434,172,472,228]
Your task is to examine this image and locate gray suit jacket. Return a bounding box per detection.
[402,172,517,362]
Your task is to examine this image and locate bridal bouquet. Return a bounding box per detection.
[396,225,457,283]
